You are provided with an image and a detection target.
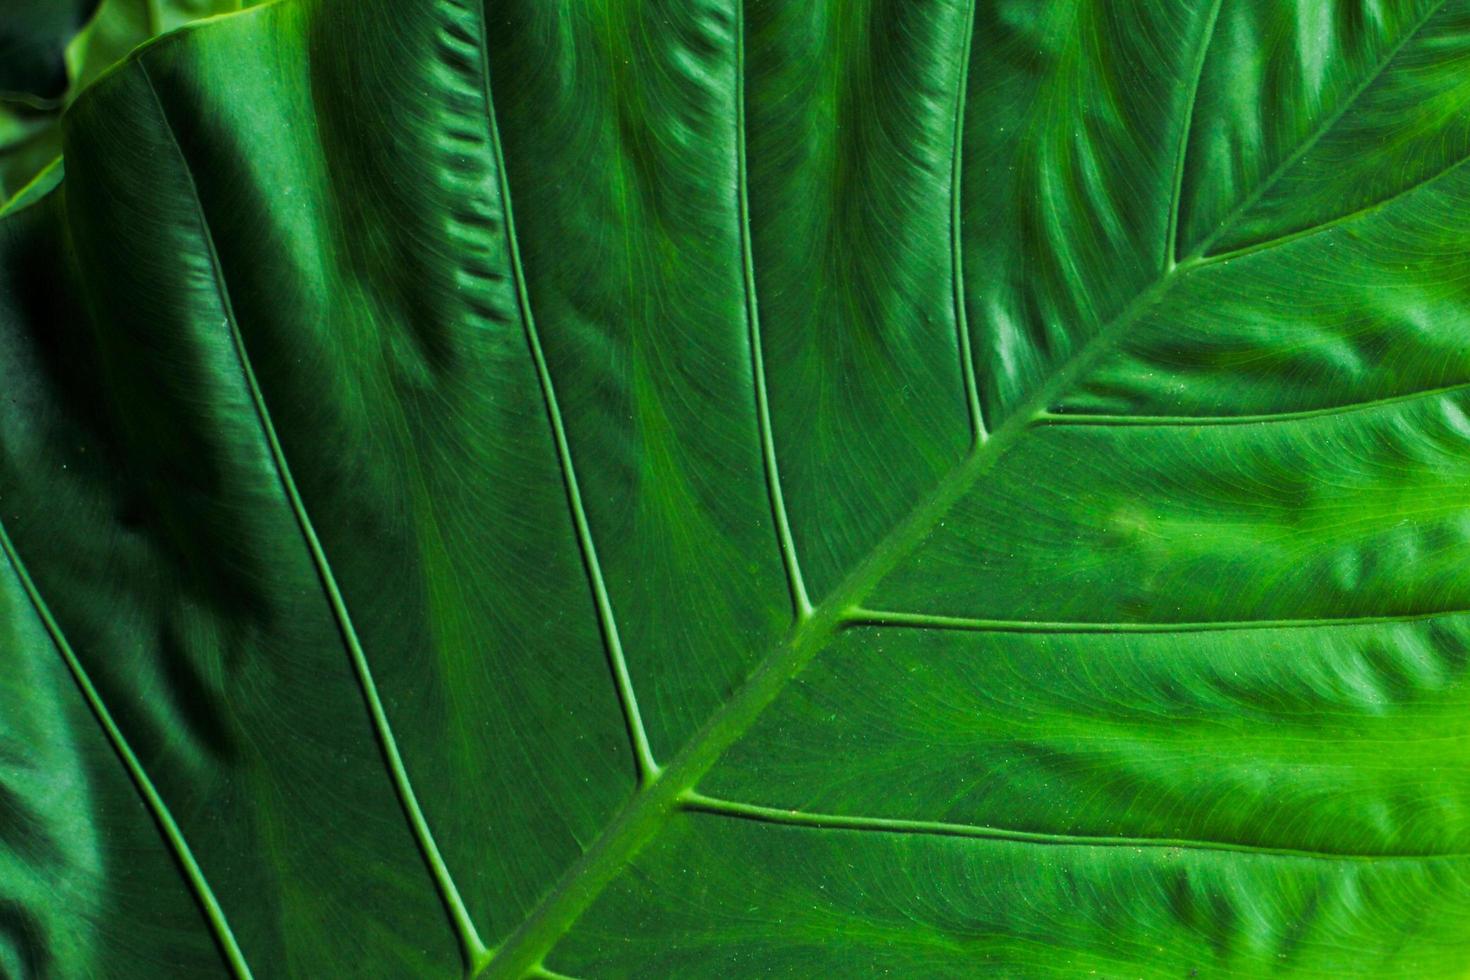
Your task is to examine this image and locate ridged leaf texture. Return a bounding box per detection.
[3,0,1470,976]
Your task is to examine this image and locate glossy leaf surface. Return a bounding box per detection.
[0,0,253,198]
[2,0,1470,977]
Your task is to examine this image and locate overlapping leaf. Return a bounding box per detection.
[0,0,254,199]
[2,0,1470,977]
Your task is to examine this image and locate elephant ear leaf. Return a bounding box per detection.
[3,1,1470,978]
[0,0,255,200]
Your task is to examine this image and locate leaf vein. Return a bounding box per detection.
[679,792,1470,863]
[1187,0,1452,260]
[949,0,985,443]
[0,520,255,978]
[472,5,658,785]
[1197,143,1470,266]
[1035,379,1470,428]
[138,62,489,971]
[841,606,1470,634]
[1164,0,1224,269]
[480,4,1463,971]
[482,199,1187,980]
[735,0,813,619]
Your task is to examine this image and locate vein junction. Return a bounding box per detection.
[483,1,1469,974]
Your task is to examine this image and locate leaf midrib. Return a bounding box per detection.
[476,1,1470,973]
[480,270,1185,980]
[34,1,1455,975]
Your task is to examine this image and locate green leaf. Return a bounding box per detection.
[0,0,254,200]
[0,0,99,101]
[3,0,1470,976]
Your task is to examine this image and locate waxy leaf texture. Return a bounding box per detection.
[0,0,258,197]
[3,0,1470,976]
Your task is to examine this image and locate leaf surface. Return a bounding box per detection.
[2,0,1470,977]
[0,0,255,199]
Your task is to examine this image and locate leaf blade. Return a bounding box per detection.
[2,0,1469,976]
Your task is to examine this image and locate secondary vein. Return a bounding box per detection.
[473,8,658,786]
[1163,0,1223,269]
[1186,0,1451,260]
[482,3,1453,973]
[139,63,489,972]
[842,606,1470,634]
[1195,140,1470,265]
[1035,379,1470,428]
[735,0,813,620]
[679,792,1469,863]
[949,0,985,444]
[0,520,254,979]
